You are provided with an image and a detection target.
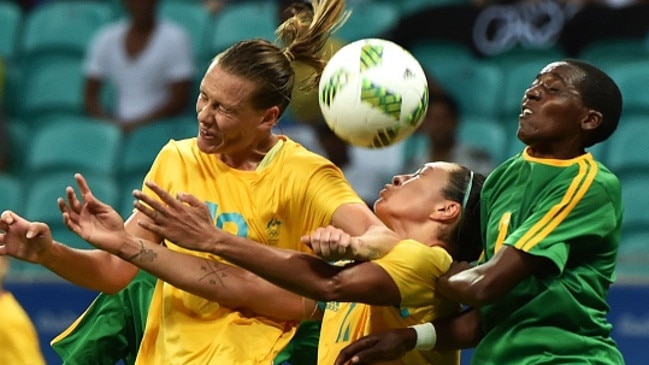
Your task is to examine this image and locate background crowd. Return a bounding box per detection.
[1,0,649,363]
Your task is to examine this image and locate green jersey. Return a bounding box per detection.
[474,149,624,364]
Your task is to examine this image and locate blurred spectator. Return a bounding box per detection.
[401,91,494,176]
[279,0,351,167]
[84,0,194,134]
[0,257,46,365]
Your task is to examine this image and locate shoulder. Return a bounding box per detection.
[93,21,127,43]
[158,20,190,41]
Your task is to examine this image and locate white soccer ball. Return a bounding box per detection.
[318,38,429,148]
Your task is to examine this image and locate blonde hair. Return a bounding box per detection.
[213,0,349,116]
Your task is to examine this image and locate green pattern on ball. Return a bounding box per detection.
[404,86,429,126]
[360,78,402,120]
[370,126,401,149]
[320,68,350,107]
[360,43,384,72]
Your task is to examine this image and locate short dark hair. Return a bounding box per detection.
[564,59,623,147]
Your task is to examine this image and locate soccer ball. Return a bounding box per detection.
[318,38,429,148]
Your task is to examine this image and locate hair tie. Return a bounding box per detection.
[283,49,295,63]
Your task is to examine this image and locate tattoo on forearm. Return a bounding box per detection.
[367,247,381,260]
[127,240,158,262]
[198,258,229,286]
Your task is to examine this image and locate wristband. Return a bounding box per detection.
[410,322,437,351]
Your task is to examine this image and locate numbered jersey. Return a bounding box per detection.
[136,137,363,365]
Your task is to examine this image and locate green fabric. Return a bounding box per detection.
[475,153,624,364]
[273,320,321,365]
[51,270,156,365]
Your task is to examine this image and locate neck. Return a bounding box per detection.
[220,135,280,171]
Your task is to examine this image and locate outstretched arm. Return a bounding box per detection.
[0,209,137,293]
[133,182,402,306]
[437,246,548,307]
[57,174,317,321]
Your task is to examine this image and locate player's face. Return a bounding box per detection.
[195,63,273,155]
[374,162,455,228]
[518,62,590,153]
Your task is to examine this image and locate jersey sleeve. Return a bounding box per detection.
[504,177,619,273]
[373,240,452,307]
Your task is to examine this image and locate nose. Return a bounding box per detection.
[197,103,214,126]
[392,174,407,186]
[524,84,541,100]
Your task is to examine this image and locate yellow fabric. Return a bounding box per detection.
[289,38,345,124]
[135,136,364,364]
[0,292,46,365]
[318,240,460,365]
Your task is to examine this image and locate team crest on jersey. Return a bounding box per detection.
[266,217,281,245]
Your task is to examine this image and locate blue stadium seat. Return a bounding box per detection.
[578,38,649,74]
[25,120,123,178]
[607,60,649,115]
[336,2,400,42]
[119,117,195,177]
[17,58,86,119]
[616,227,649,283]
[209,1,277,54]
[0,174,23,212]
[436,62,504,120]
[0,1,22,61]
[605,113,649,177]
[410,40,477,84]
[159,1,212,64]
[24,173,120,250]
[19,1,114,63]
[459,115,508,164]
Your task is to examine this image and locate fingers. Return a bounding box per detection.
[176,192,205,208]
[133,189,168,221]
[144,181,178,207]
[26,222,50,240]
[1,210,16,225]
[137,219,164,236]
[75,173,91,196]
[65,186,83,213]
[334,336,378,365]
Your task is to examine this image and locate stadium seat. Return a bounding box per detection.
[25,120,123,178]
[620,174,649,233]
[336,2,400,42]
[7,119,28,175]
[159,1,212,64]
[119,117,195,177]
[487,46,566,73]
[498,58,551,124]
[397,0,471,16]
[409,40,477,83]
[605,113,649,177]
[0,1,22,61]
[436,62,504,120]
[616,227,649,283]
[24,173,120,250]
[17,58,86,119]
[607,60,649,115]
[19,1,115,63]
[578,38,649,74]
[459,116,508,164]
[0,174,23,212]
[209,1,278,54]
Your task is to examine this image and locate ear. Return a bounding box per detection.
[581,109,603,132]
[259,105,281,130]
[429,200,461,223]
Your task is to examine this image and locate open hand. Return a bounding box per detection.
[58,173,127,254]
[133,181,217,252]
[0,210,53,264]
